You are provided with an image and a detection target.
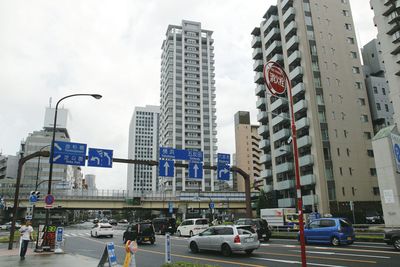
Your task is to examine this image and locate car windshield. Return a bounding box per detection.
[100,225,112,229]
[238,229,252,235]
[236,225,255,233]
[139,223,154,234]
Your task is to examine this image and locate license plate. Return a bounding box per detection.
[144,238,149,241]
[262,234,266,237]
[347,237,352,240]
[246,238,253,242]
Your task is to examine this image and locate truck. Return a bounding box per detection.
[260,208,299,228]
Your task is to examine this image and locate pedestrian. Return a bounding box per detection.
[19,220,33,260]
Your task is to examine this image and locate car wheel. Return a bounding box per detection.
[393,238,400,251]
[331,236,340,246]
[190,241,199,253]
[189,231,194,237]
[95,232,98,238]
[151,238,155,245]
[90,231,93,237]
[177,230,181,237]
[245,249,254,255]
[110,235,113,238]
[221,243,232,257]
[263,234,270,242]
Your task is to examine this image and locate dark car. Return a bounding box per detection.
[384,230,400,250]
[236,218,271,241]
[123,221,155,245]
[152,217,176,235]
[109,219,118,226]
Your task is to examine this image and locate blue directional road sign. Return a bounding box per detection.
[160,147,176,159]
[217,164,230,180]
[209,202,214,209]
[159,160,174,177]
[87,148,113,168]
[188,162,203,179]
[51,141,87,166]
[160,147,203,162]
[217,153,230,164]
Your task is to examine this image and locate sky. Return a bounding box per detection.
[0,0,377,191]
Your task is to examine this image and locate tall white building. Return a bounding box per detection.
[84,174,96,190]
[370,0,400,127]
[127,105,160,195]
[251,1,380,215]
[160,20,218,193]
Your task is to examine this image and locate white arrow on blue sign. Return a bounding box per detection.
[217,164,230,180]
[51,141,87,166]
[87,148,113,168]
[188,162,203,179]
[159,160,174,177]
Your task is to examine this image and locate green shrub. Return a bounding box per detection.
[162,262,220,267]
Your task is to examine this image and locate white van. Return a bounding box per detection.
[176,218,209,237]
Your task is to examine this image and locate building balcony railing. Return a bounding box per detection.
[274,144,292,157]
[263,15,279,31]
[264,27,281,43]
[264,184,274,193]
[295,117,310,130]
[271,112,290,127]
[276,179,296,191]
[284,21,297,39]
[256,97,266,109]
[251,35,262,48]
[254,72,265,84]
[252,48,263,60]
[288,50,301,67]
[289,66,303,82]
[257,111,269,123]
[271,98,287,112]
[286,35,299,52]
[270,53,284,64]
[257,125,270,137]
[281,0,293,11]
[265,40,282,59]
[278,197,295,208]
[253,60,264,71]
[299,154,314,167]
[283,7,295,24]
[297,135,312,149]
[260,153,272,164]
[273,128,291,142]
[259,139,270,150]
[293,99,307,114]
[303,194,318,205]
[275,162,294,174]
[261,169,273,179]
[255,84,265,97]
[292,82,305,97]
[300,174,316,186]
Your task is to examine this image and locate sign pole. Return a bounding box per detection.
[264,61,307,267]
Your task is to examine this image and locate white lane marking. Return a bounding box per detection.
[272,238,387,247]
[260,244,270,246]
[284,245,296,248]
[70,233,78,237]
[290,250,390,259]
[251,257,347,267]
[313,246,399,255]
[64,234,70,237]
[85,233,90,236]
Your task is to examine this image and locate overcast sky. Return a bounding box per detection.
[0,0,376,190]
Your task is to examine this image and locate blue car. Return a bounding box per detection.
[299,218,355,246]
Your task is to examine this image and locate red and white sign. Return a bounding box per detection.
[44,194,55,209]
[263,61,287,95]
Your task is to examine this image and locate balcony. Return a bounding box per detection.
[253,60,264,71]
[288,51,301,66]
[251,35,262,48]
[289,66,303,81]
[261,169,273,179]
[259,139,270,150]
[264,184,274,193]
[300,174,316,186]
[292,82,305,97]
[278,197,296,208]
[286,35,299,52]
[264,27,280,43]
[295,117,310,130]
[276,179,295,191]
[284,21,297,38]
[255,85,265,97]
[271,112,290,127]
[303,194,318,206]
[271,98,287,111]
[283,7,295,23]
[293,99,307,114]
[275,144,291,157]
[299,155,314,167]
[273,128,291,142]
[257,111,268,123]
[258,125,269,137]
[252,48,263,60]
[265,41,282,58]
[297,135,312,149]
[256,98,266,109]
[281,0,293,11]
[270,53,284,64]
[275,162,294,174]
[254,72,264,84]
[260,153,272,164]
[264,15,279,30]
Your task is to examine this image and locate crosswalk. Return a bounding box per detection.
[63,230,124,238]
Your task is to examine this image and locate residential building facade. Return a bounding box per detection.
[234,111,262,192]
[251,0,380,215]
[127,105,160,195]
[160,20,218,193]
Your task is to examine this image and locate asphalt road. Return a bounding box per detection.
[62,224,400,267]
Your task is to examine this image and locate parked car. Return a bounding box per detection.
[119,219,129,224]
[90,223,114,238]
[384,229,400,250]
[189,225,260,256]
[152,217,176,235]
[236,218,271,241]
[299,218,355,246]
[0,221,21,231]
[176,218,209,237]
[123,221,155,245]
[365,211,384,224]
[109,219,118,226]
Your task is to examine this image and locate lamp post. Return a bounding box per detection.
[45,94,102,228]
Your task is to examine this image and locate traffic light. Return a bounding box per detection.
[30,191,40,200]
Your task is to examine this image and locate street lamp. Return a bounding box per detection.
[45,94,102,228]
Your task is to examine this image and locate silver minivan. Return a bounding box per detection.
[188,225,260,256]
[177,218,209,237]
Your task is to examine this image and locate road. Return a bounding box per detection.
[62,223,400,267]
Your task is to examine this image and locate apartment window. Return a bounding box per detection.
[361,115,369,122]
[339,167,343,176]
[336,79,341,87]
[357,98,365,106]
[331,48,335,55]
[364,132,372,139]
[385,104,389,112]
[355,82,362,89]
[352,67,360,74]
[370,168,377,176]
[332,111,336,120]
[341,112,346,120]
[346,148,350,157]
[345,23,352,30]
[350,51,357,58]
[373,187,380,196]
[367,150,374,157]
[344,130,348,138]
[352,187,355,196]
[347,37,355,44]
[373,86,378,94]
[382,88,386,95]
[334,129,338,138]
[376,103,381,110]
[342,187,345,196]
[349,168,353,175]
[343,10,350,17]
[337,148,340,156]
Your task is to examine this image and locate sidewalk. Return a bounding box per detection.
[0,243,99,267]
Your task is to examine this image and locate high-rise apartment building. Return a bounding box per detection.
[362,39,394,133]
[234,111,262,192]
[370,0,400,127]
[251,1,380,215]
[127,105,160,195]
[160,20,217,193]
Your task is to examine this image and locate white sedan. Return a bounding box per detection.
[90,223,114,238]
